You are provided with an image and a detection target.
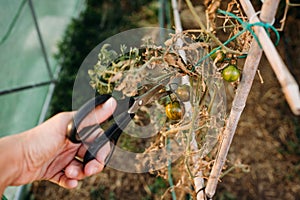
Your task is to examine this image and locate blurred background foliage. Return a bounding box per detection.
[49,0,158,115]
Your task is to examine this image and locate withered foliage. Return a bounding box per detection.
[88,32,226,197]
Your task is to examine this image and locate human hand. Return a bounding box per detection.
[2,98,116,190]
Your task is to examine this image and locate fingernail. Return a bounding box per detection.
[68,168,78,178]
[87,166,98,176]
[68,180,78,188]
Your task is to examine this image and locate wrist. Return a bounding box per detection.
[0,134,23,192]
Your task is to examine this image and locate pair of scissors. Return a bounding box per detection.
[66,78,171,166]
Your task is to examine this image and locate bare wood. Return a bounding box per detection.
[172,0,183,33]
[205,40,263,199]
[240,0,300,115]
[260,0,279,23]
[205,0,280,198]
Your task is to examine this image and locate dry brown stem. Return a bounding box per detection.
[171,1,206,199]
[278,0,300,31]
[184,0,242,55]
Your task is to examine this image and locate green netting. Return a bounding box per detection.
[0,0,84,135]
[1,1,85,198]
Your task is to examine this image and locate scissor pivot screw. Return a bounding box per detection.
[138,100,143,106]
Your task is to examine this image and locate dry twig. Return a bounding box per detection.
[184,0,242,55]
[278,0,300,31]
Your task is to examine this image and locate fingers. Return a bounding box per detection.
[75,97,115,174]
[84,142,111,175]
[64,160,85,179]
[61,97,116,183]
[64,142,111,180]
[78,97,117,132]
[50,172,78,189]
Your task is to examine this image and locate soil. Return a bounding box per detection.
[30,2,300,200]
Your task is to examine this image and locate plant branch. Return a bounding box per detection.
[171,1,206,199]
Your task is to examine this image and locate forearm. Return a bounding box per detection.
[0,134,24,195]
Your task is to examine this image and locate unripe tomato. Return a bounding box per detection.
[175,85,190,102]
[210,48,225,62]
[222,65,240,82]
[165,101,183,120]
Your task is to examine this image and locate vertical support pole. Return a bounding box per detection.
[28,0,53,80]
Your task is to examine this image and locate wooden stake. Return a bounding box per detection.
[241,0,300,115]
[204,0,281,198]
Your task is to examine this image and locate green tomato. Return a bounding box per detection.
[165,101,183,120]
[222,65,241,82]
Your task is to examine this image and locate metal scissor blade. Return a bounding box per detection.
[128,76,171,113]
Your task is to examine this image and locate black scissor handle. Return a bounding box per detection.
[67,94,135,143]
[67,94,112,143]
[83,112,135,165]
